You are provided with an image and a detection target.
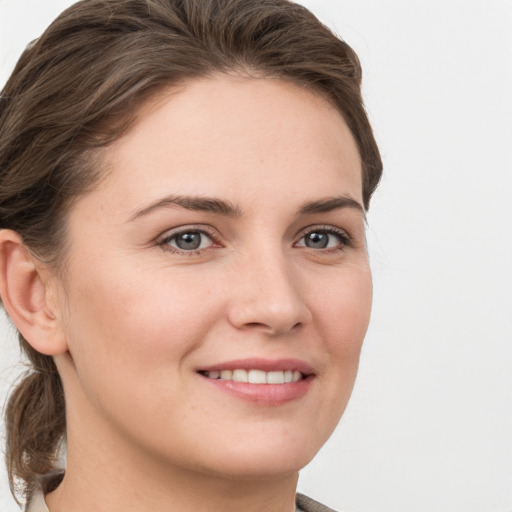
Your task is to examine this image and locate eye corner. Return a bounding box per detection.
[156,224,222,255]
[295,225,352,251]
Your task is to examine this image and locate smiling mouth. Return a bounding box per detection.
[199,369,304,384]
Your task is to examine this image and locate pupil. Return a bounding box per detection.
[306,232,328,249]
[176,232,201,250]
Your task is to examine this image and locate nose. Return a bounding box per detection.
[226,250,312,336]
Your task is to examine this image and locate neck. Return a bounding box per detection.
[46,460,299,512]
[45,415,299,512]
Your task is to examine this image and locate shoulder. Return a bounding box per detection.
[296,493,339,512]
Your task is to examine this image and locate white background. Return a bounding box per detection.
[1,1,511,511]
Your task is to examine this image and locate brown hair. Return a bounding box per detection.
[0,0,382,503]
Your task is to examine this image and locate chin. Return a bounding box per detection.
[188,423,332,481]
[202,450,313,481]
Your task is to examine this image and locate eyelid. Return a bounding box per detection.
[295,225,352,248]
[154,223,352,255]
[156,224,222,252]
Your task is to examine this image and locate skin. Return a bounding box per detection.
[1,75,372,512]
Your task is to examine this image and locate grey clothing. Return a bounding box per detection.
[296,493,337,511]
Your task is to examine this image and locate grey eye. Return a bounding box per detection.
[304,232,329,249]
[168,231,212,251]
[296,229,349,250]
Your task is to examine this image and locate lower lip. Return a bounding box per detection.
[200,375,314,406]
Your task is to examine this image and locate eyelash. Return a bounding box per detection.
[157,225,352,255]
[297,226,352,251]
[157,225,219,255]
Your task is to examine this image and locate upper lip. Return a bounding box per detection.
[197,358,315,376]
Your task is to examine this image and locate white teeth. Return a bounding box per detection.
[205,369,304,384]
[266,371,285,384]
[220,370,232,380]
[248,369,267,384]
[232,369,248,383]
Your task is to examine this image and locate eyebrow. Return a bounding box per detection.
[298,196,365,217]
[128,195,242,221]
[128,194,364,222]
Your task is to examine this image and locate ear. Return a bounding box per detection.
[0,229,68,355]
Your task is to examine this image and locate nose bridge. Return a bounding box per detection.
[227,243,311,334]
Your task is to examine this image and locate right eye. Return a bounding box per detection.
[159,229,215,253]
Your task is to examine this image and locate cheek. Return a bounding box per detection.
[315,263,372,351]
[58,265,231,448]
[312,265,372,419]
[61,261,224,393]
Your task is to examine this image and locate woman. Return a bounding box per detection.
[0,0,382,511]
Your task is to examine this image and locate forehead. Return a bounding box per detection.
[86,75,363,215]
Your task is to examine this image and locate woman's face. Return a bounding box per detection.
[54,75,372,479]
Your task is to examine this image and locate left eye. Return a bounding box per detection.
[296,230,348,249]
[164,231,214,251]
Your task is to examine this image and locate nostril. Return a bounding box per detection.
[245,322,267,329]
[241,321,303,335]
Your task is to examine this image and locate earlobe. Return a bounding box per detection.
[0,229,67,355]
